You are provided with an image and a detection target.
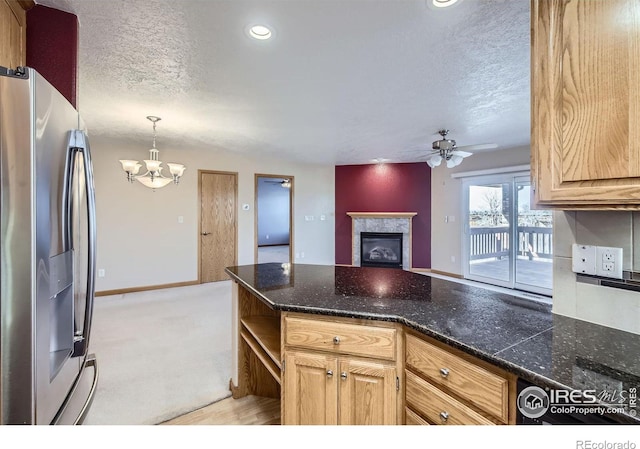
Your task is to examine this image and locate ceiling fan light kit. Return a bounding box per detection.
[264,178,291,188]
[428,0,463,10]
[426,129,496,169]
[433,0,458,6]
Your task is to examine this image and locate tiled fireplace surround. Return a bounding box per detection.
[348,212,417,270]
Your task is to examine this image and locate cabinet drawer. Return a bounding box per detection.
[405,334,509,422]
[406,372,494,425]
[405,407,430,425]
[284,316,396,361]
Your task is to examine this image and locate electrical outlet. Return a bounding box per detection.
[266,234,269,239]
[595,246,623,279]
[98,269,105,278]
[571,244,596,275]
[602,262,614,272]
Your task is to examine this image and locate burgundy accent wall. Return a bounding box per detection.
[335,163,431,268]
[26,5,78,108]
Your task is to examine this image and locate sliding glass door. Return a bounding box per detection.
[463,172,552,296]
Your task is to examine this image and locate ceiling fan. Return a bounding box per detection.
[427,129,497,168]
[263,178,291,188]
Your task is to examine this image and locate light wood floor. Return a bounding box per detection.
[161,395,280,425]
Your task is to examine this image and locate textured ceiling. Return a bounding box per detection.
[36,0,531,165]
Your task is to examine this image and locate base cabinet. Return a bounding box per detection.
[283,351,398,425]
[339,358,397,425]
[405,332,516,425]
[282,313,401,425]
[283,351,338,425]
[232,282,516,426]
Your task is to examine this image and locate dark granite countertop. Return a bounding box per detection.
[225,263,640,424]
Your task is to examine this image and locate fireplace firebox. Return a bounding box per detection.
[360,232,403,269]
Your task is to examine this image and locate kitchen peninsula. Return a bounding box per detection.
[225,263,640,425]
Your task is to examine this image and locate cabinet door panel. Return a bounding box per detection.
[283,351,338,425]
[0,0,27,69]
[561,0,639,182]
[532,0,640,207]
[338,359,397,425]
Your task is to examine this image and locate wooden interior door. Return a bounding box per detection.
[199,170,237,283]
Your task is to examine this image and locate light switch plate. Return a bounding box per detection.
[572,244,596,275]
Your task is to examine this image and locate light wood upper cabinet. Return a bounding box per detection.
[0,1,32,70]
[531,0,640,209]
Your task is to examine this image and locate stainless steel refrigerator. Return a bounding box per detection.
[0,66,98,424]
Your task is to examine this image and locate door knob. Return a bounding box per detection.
[201,232,211,236]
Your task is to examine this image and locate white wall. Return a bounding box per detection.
[430,146,531,275]
[91,135,335,291]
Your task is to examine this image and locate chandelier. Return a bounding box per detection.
[119,116,186,189]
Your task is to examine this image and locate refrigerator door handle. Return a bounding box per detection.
[62,132,76,253]
[74,354,99,424]
[71,130,97,358]
[51,353,99,425]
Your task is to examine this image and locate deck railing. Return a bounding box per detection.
[469,226,552,261]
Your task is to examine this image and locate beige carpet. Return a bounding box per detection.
[83,281,232,425]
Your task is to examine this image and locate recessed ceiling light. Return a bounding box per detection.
[431,0,461,8]
[249,25,272,40]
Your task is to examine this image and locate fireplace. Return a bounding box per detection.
[360,232,403,269]
[348,212,416,270]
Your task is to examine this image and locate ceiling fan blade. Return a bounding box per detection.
[455,143,498,152]
[451,150,473,158]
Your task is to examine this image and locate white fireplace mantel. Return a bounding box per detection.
[347,212,417,219]
[348,212,417,269]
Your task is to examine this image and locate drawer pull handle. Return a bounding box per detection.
[327,370,333,377]
[439,411,449,422]
[333,336,340,345]
[340,372,347,380]
[440,368,450,378]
